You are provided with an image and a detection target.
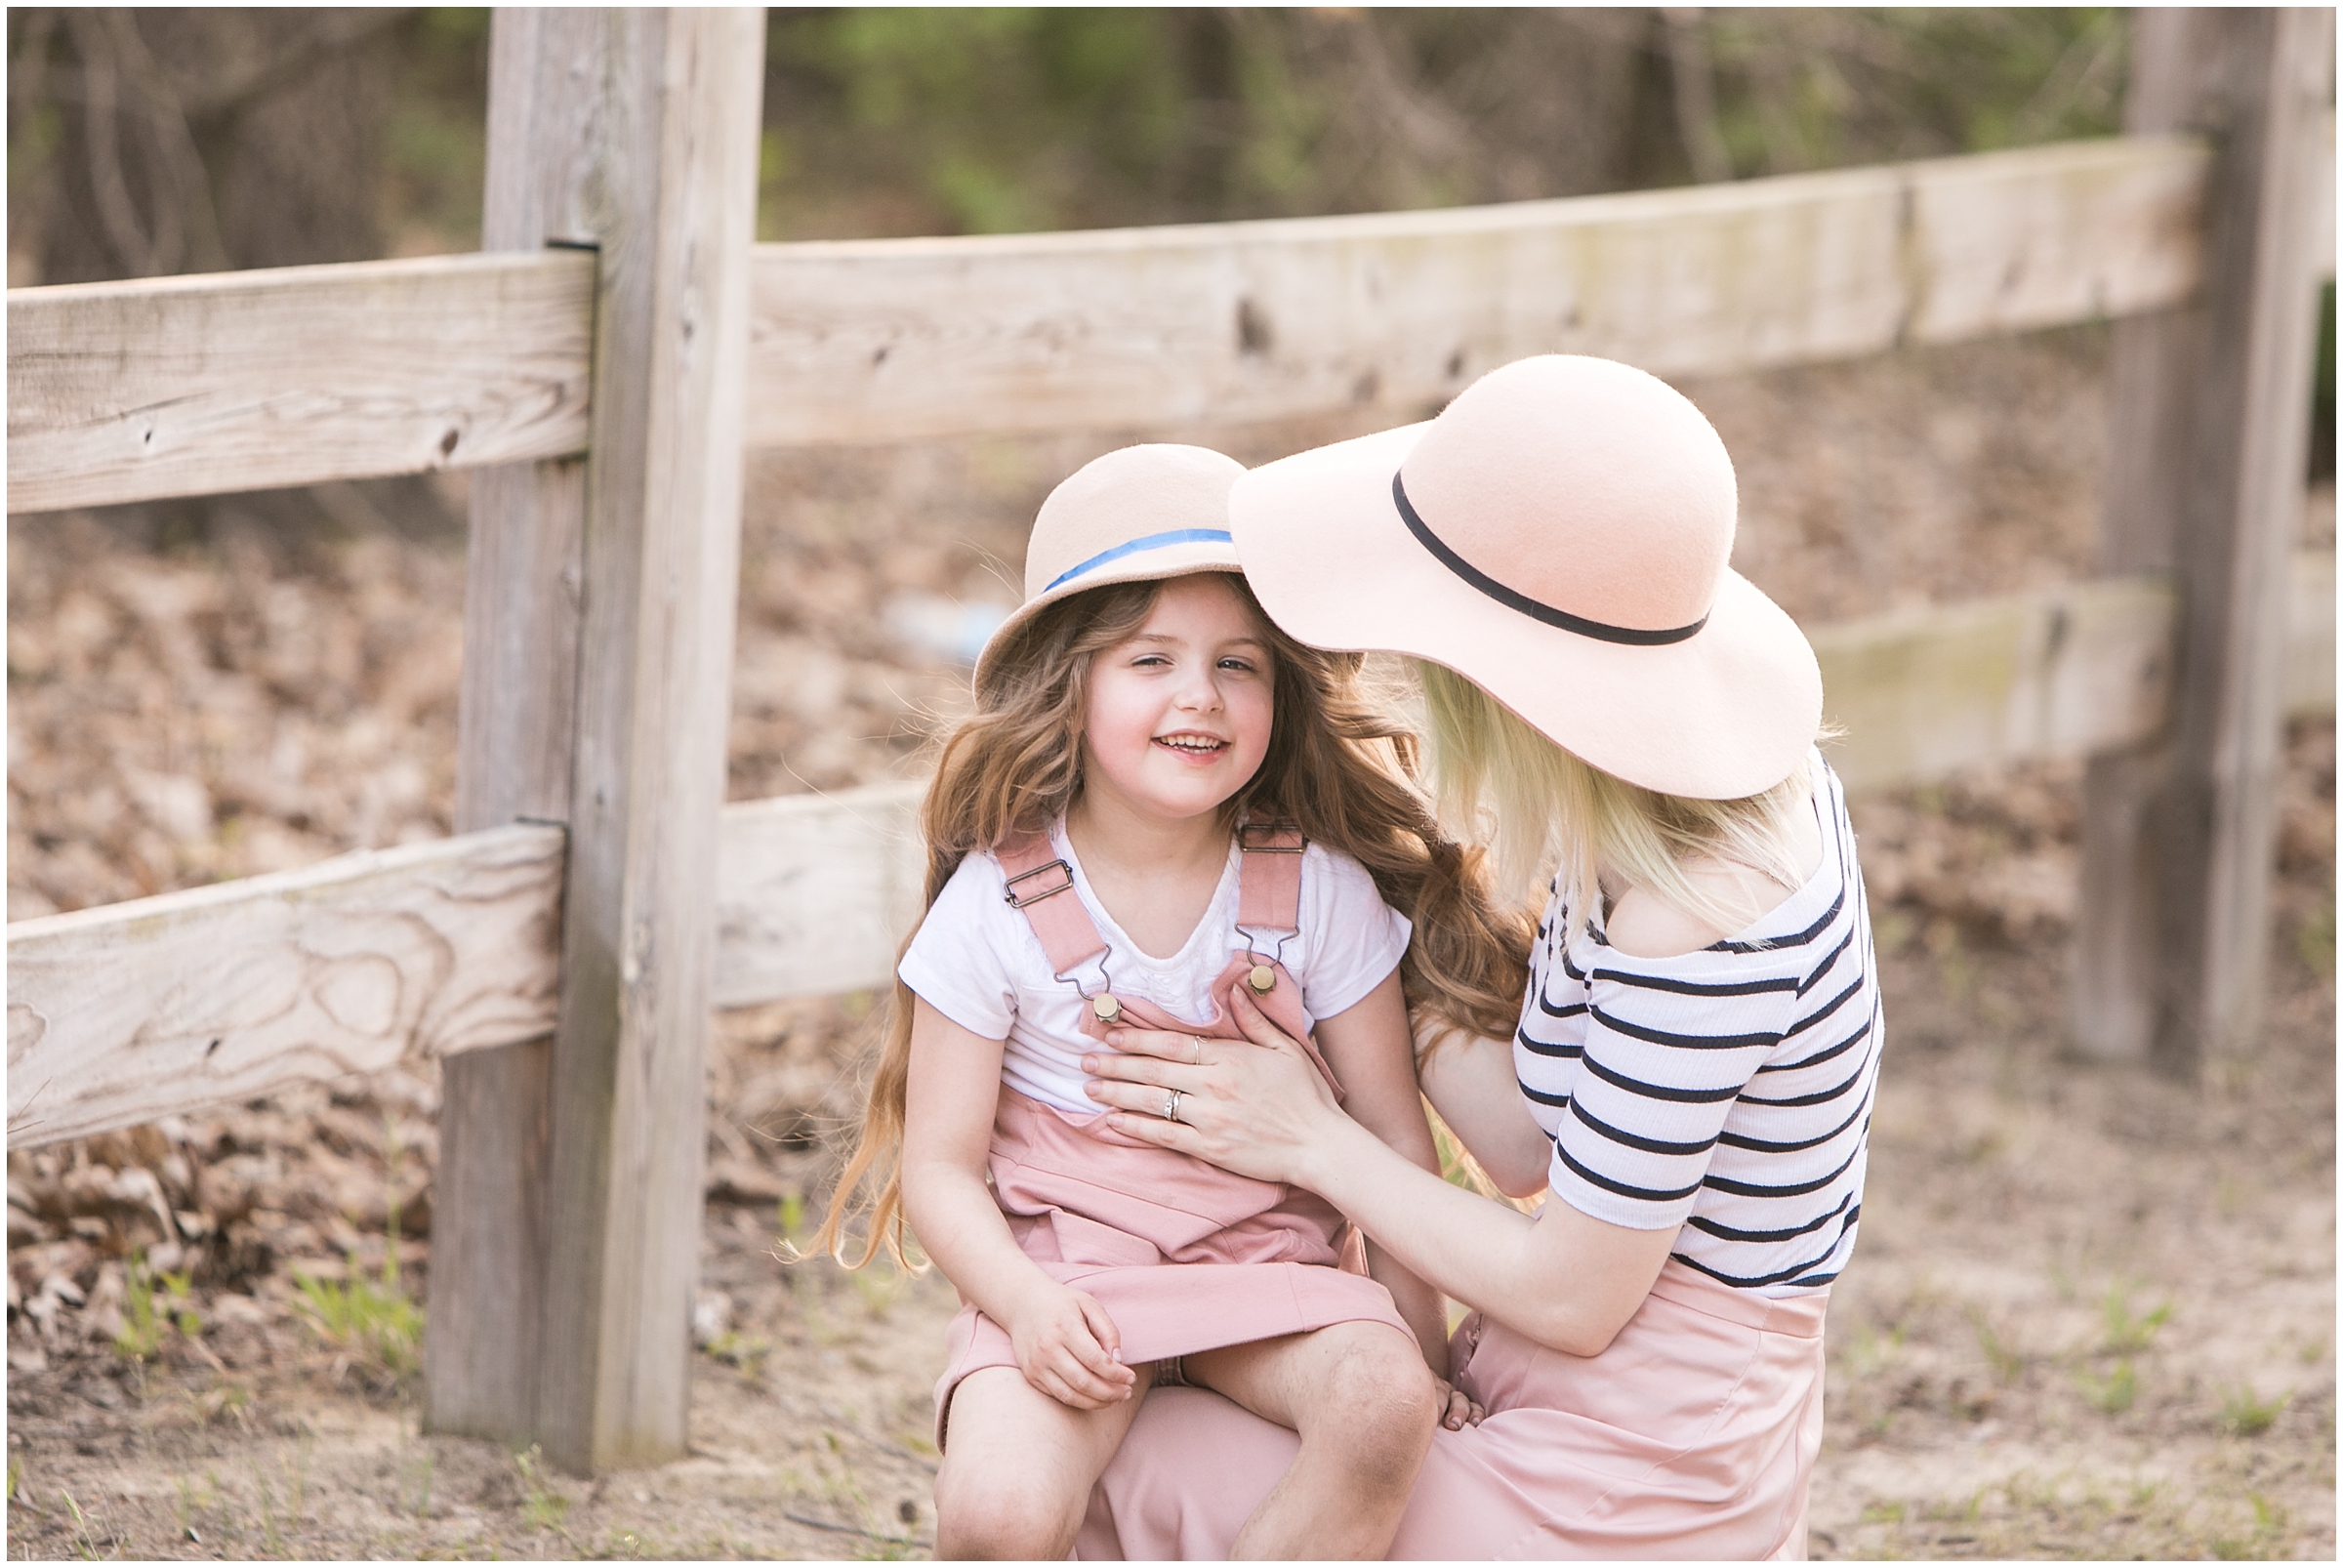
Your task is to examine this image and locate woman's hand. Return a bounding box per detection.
[1005,1279,1136,1410]
[1082,982,1349,1189]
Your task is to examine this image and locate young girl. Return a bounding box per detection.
[815,443,1530,1560]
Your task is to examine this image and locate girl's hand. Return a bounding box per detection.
[1082,981,1348,1189]
[1434,1378,1485,1430]
[1006,1281,1136,1409]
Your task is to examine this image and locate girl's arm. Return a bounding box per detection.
[902,996,1138,1408]
[1087,987,1677,1357]
[1413,1025,1552,1201]
[1308,970,1453,1381]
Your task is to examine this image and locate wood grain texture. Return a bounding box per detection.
[742,136,2207,447]
[423,1033,550,1444]
[427,38,612,1437]
[2074,8,2335,1071]
[7,251,594,515]
[2313,109,2338,279]
[713,782,927,1008]
[1813,576,2177,796]
[520,6,766,1478]
[4,134,2221,512]
[2285,550,2335,716]
[5,825,563,1149]
[426,75,603,1444]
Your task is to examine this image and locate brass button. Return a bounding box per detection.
[1092,994,1123,1023]
[1247,964,1276,995]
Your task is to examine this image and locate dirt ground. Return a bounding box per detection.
[8,328,2335,1559]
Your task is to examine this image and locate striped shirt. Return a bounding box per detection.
[1515,749,1880,1297]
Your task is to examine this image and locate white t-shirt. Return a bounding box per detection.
[899,821,1412,1114]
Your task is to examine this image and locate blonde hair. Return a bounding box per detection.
[1415,660,1817,948]
[815,575,1534,1268]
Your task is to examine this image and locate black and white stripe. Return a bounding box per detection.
[1513,750,1882,1297]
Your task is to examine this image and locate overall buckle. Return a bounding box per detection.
[1003,858,1076,909]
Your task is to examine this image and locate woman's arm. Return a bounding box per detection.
[903,996,1138,1407]
[1307,970,1452,1379]
[1413,1025,1552,1201]
[1087,986,1677,1357]
[1280,1096,1676,1357]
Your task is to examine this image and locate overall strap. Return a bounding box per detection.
[1236,822,1305,936]
[994,831,1108,982]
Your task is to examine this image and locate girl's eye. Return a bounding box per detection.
[1130,653,1172,669]
[1218,657,1258,674]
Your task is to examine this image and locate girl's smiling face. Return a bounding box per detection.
[1079,573,1275,827]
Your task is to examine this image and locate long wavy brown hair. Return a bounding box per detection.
[814,572,1533,1267]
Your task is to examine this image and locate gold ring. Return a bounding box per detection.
[1165,1089,1185,1125]
[1190,1034,1208,1064]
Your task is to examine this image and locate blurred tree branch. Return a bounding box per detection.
[1662,9,1732,184]
[9,8,410,284]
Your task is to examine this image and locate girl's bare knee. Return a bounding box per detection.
[935,1465,1082,1560]
[1300,1325,1440,1478]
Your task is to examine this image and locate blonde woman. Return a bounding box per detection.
[1077,356,1878,1559]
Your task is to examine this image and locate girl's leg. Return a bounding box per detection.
[1182,1321,1440,1560]
[934,1363,1156,1559]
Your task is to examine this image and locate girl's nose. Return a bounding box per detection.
[1172,663,1223,711]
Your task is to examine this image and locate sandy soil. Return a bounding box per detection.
[8,328,2334,1559]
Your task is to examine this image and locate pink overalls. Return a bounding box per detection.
[931,825,1414,1446]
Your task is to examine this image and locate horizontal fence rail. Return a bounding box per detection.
[18,124,2332,515]
[713,785,929,1008]
[10,556,2332,1149]
[1815,576,2178,793]
[2286,550,2336,712]
[744,137,2211,445]
[7,823,565,1145]
[7,251,596,515]
[10,136,2228,512]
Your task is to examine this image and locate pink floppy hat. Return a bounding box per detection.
[1228,354,1822,801]
[973,443,1246,694]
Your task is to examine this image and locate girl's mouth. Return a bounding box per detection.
[1153,734,1228,758]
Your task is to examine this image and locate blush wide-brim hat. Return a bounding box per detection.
[973,443,1246,694]
[1229,354,1823,801]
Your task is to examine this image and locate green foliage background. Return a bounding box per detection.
[760,8,2130,239]
[361,8,2132,250]
[4,8,2137,266]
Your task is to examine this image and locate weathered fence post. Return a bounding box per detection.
[425,7,764,1472]
[2075,8,2334,1071]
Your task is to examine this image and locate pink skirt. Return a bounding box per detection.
[1077,1259,1829,1560]
[933,1089,1414,1447]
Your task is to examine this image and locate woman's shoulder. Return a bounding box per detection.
[1606,842,1826,963]
[1601,883,1739,961]
[1592,758,1849,970]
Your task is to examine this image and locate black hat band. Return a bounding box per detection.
[1392,471,1709,647]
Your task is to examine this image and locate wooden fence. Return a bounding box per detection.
[6,8,2334,1472]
